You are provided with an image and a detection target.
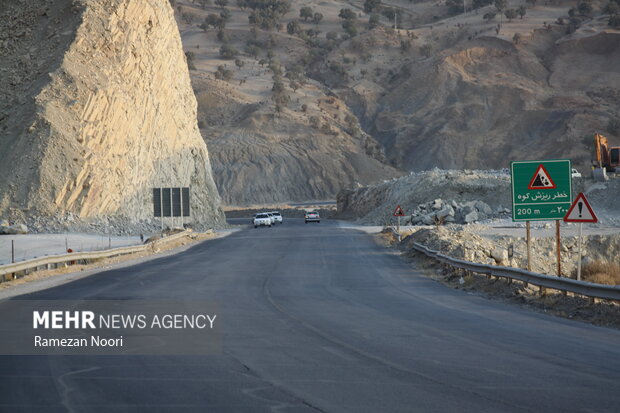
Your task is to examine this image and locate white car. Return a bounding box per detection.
[254,213,272,228]
[266,212,276,224]
[270,211,283,224]
[571,168,582,178]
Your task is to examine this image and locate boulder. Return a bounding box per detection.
[421,214,435,225]
[436,205,455,220]
[464,211,478,224]
[1,224,28,234]
[432,198,443,210]
[474,201,493,215]
[491,247,508,264]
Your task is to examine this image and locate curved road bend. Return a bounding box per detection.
[0,219,619,412]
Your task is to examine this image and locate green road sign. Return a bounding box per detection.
[511,159,572,221]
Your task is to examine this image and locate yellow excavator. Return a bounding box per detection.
[592,133,620,180]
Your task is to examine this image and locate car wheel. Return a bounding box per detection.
[305,221,308,224]
[269,225,272,227]
[317,221,320,223]
[254,225,257,228]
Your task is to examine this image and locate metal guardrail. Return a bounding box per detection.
[0,231,192,282]
[411,242,620,302]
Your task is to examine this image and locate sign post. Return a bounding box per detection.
[511,160,572,274]
[564,192,598,281]
[393,205,405,239]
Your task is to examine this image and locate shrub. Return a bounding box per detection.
[309,116,321,128]
[610,14,620,28]
[581,260,620,285]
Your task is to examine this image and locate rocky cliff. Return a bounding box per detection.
[0,0,224,228]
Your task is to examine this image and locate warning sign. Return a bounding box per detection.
[511,159,572,221]
[393,205,405,217]
[564,193,598,223]
[528,164,556,190]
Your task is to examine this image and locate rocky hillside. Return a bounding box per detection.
[0,0,224,228]
[173,0,620,205]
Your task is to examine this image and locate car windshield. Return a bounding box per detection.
[272,212,281,216]
[256,214,268,218]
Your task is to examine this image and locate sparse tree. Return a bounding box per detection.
[512,32,522,44]
[446,0,464,16]
[182,12,194,24]
[517,5,526,19]
[369,13,381,28]
[610,14,620,28]
[219,43,238,58]
[215,0,228,8]
[339,8,357,20]
[483,11,497,21]
[220,8,232,22]
[245,44,260,58]
[400,39,412,53]
[326,31,338,40]
[505,8,517,21]
[473,0,492,9]
[312,12,324,25]
[420,43,432,57]
[235,58,244,68]
[185,51,196,70]
[605,1,620,15]
[342,19,358,36]
[287,19,301,34]
[215,65,233,81]
[577,2,592,16]
[364,0,382,13]
[204,14,223,29]
[237,0,247,10]
[494,0,507,12]
[300,6,313,21]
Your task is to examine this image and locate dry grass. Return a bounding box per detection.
[581,261,620,286]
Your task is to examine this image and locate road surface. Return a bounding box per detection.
[1,219,619,412]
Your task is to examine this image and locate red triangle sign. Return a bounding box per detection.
[528,164,556,189]
[393,205,405,216]
[564,193,598,223]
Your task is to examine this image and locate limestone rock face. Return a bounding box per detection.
[0,0,224,227]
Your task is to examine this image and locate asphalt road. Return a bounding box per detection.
[1,219,619,412]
